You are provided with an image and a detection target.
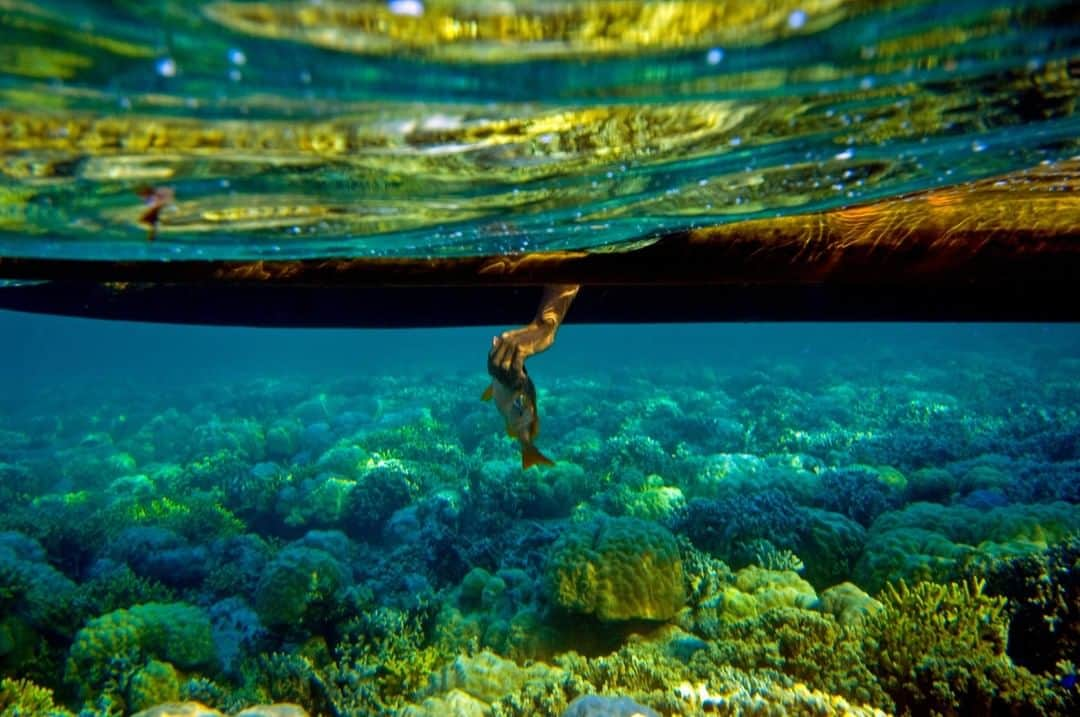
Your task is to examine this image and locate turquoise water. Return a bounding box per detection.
[2,2,1080,716]
[0,0,1077,258]
[2,311,1080,715]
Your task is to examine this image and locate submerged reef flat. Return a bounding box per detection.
[1,341,1079,716]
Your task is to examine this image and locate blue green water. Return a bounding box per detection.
[2,311,1079,715]
[0,0,1077,258]
[1,1,1079,715]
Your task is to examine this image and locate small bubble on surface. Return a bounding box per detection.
[155,57,177,77]
[788,9,807,30]
[834,148,854,160]
[228,48,247,65]
[388,0,424,16]
[971,140,987,152]
[706,48,724,65]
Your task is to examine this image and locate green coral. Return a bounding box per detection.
[126,659,180,712]
[0,677,74,717]
[254,545,348,631]
[862,578,1061,716]
[65,602,218,701]
[856,501,1080,592]
[546,515,685,621]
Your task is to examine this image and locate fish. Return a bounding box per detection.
[136,185,175,241]
[482,372,554,469]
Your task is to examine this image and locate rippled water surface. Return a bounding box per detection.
[0,0,1078,259]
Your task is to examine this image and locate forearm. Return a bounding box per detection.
[503,284,579,357]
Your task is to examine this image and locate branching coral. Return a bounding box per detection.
[862,578,1061,716]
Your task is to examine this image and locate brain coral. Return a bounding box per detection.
[546,515,685,621]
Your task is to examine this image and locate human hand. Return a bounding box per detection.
[488,333,528,389]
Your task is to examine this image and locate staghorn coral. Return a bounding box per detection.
[0,677,74,717]
[861,578,1061,716]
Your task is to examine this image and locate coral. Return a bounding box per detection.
[254,544,349,632]
[65,602,219,701]
[794,508,866,590]
[593,475,686,522]
[862,578,1061,716]
[311,605,458,714]
[685,567,818,637]
[424,650,561,705]
[0,677,74,717]
[127,660,182,712]
[855,501,1080,591]
[0,532,79,636]
[436,566,562,661]
[110,491,245,544]
[470,459,598,522]
[675,491,810,570]
[74,560,176,617]
[546,515,684,621]
[980,535,1080,677]
[816,466,903,527]
[816,583,882,627]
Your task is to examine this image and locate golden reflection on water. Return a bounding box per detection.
[204,0,850,61]
[0,1,1076,255]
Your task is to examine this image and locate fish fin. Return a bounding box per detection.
[481,383,494,401]
[139,205,162,225]
[521,444,554,469]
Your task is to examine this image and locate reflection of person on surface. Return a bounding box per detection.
[483,284,580,468]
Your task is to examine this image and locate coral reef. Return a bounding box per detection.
[546,515,685,622]
[1,328,1078,716]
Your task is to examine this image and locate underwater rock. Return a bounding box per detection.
[817,582,882,627]
[132,703,310,717]
[132,703,223,717]
[425,650,561,705]
[546,515,684,622]
[400,689,488,717]
[560,694,660,717]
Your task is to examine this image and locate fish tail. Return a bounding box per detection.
[521,444,554,469]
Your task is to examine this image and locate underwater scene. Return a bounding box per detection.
[1,0,1080,716]
[2,315,1079,716]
